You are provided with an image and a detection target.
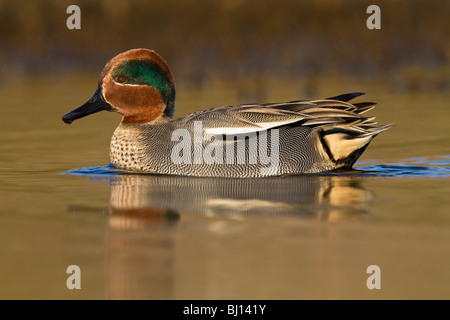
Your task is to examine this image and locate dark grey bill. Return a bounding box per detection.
[62,86,111,124]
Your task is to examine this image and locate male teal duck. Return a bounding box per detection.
[62,48,392,177]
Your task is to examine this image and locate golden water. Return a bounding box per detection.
[0,75,449,299]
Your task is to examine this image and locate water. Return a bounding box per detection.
[65,155,450,178]
[0,76,449,299]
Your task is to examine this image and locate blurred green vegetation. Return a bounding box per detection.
[0,0,448,93]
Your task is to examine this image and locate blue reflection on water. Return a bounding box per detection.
[63,163,123,179]
[62,155,450,178]
[354,155,450,177]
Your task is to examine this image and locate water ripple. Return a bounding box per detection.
[62,163,123,178]
[355,155,450,177]
[61,156,450,178]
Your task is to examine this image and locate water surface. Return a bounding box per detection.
[0,76,449,299]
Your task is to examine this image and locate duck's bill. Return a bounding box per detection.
[62,86,111,124]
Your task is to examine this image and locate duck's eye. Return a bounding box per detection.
[116,75,127,83]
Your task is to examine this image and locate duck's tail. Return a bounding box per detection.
[306,92,394,167]
[319,123,393,167]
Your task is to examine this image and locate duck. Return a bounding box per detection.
[62,48,392,178]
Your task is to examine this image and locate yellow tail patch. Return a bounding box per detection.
[323,133,372,161]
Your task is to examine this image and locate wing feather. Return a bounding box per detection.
[176,92,391,138]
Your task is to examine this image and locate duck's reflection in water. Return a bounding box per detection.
[102,174,374,299]
[108,174,374,225]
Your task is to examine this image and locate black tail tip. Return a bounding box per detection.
[326,92,365,102]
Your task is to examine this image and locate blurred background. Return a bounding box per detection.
[0,0,449,300]
[1,0,448,94]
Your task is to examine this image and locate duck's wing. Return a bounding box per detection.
[179,102,313,135]
[179,92,391,137]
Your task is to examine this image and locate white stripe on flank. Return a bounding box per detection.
[205,119,301,135]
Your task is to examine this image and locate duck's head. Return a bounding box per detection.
[62,48,175,125]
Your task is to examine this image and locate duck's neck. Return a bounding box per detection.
[120,112,171,125]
